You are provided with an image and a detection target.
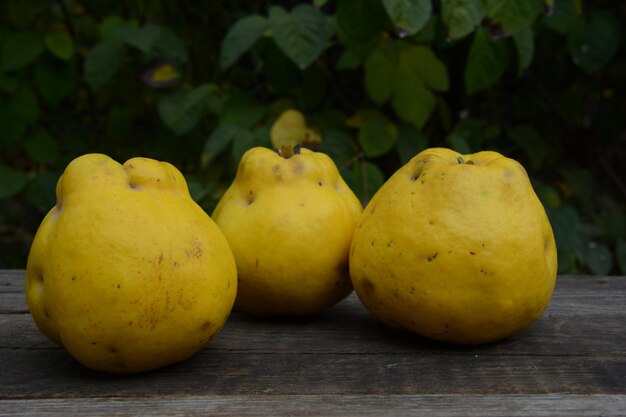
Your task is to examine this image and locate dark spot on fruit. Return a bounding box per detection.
[428,220,434,225]
[201,321,212,331]
[387,241,393,247]
[156,178,161,182]
[410,286,415,294]
[186,239,203,258]
[466,160,475,165]
[129,181,139,190]
[393,291,399,298]
[128,321,133,326]
[158,254,163,264]
[110,347,117,353]
[300,202,305,207]
[427,253,438,262]
[362,279,376,293]
[71,276,76,282]
[44,309,50,319]
[318,181,323,186]
[255,259,259,268]
[117,284,121,289]
[371,240,375,246]
[91,342,96,345]
[469,251,476,255]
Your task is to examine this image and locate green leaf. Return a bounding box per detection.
[351,160,384,204]
[447,132,472,154]
[0,168,28,199]
[584,241,613,275]
[269,5,333,69]
[121,23,163,53]
[25,130,58,163]
[396,123,427,164]
[44,32,74,60]
[336,50,362,70]
[358,118,397,158]
[201,125,239,168]
[13,87,39,124]
[389,45,448,128]
[84,41,128,89]
[506,124,547,169]
[464,28,509,95]
[318,130,358,167]
[513,27,534,75]
[364,48,395,104]
[392,73,436,128]
[399,46,449,92]
[485,0,542,35]
[231,129,256,162]
[568,11,620,73]
[442,0,486,40]
[543,0,578,34]
[154,28,188,63]
[336,0,386,41]
[1,31,44,71]
[157,84,217,136]
[100,17,139,41]
[220,92,266,128]
[25,171,58,212]
[382,0,432,35]
[34,62,74,106]
[0,101,27,146]
[617,239,626,275]
[220,15,268,70]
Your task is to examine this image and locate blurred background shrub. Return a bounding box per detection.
[0,0,624,274]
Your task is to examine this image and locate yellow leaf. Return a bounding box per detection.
[151,64,179,83]
[270,109,321,149]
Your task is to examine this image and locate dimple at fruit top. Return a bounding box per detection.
[25,154,237,374]
[349,148,558,345]
[212,145,363,315]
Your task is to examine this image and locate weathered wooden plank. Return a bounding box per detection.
[1,394,625,417]
[0,348,624,398]
[3,308,625,356]
[0,270,23,293]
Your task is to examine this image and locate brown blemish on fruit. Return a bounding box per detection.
[427,253,438,262]
[469,251,476,255]
[293,163,304,174]
[246,193,255,205]
[158,254,163,264]
[201,321,212,331]
[255,259,259,268]
[186,239,203,259]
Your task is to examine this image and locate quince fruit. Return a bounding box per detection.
[25,154,237,373]
[350,148,558,344]
[212,146,362,315]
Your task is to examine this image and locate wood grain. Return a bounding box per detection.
[1,271,624,416]
[1,394,625,417]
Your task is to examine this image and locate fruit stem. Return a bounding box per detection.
[278,145,302,159]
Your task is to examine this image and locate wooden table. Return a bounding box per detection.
[1,270,624,416]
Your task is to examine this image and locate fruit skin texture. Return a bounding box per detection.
[350,148,558,345]
[212,146,363,315]
[25,154,237,373]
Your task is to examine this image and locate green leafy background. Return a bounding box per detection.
[0,0,624,275]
